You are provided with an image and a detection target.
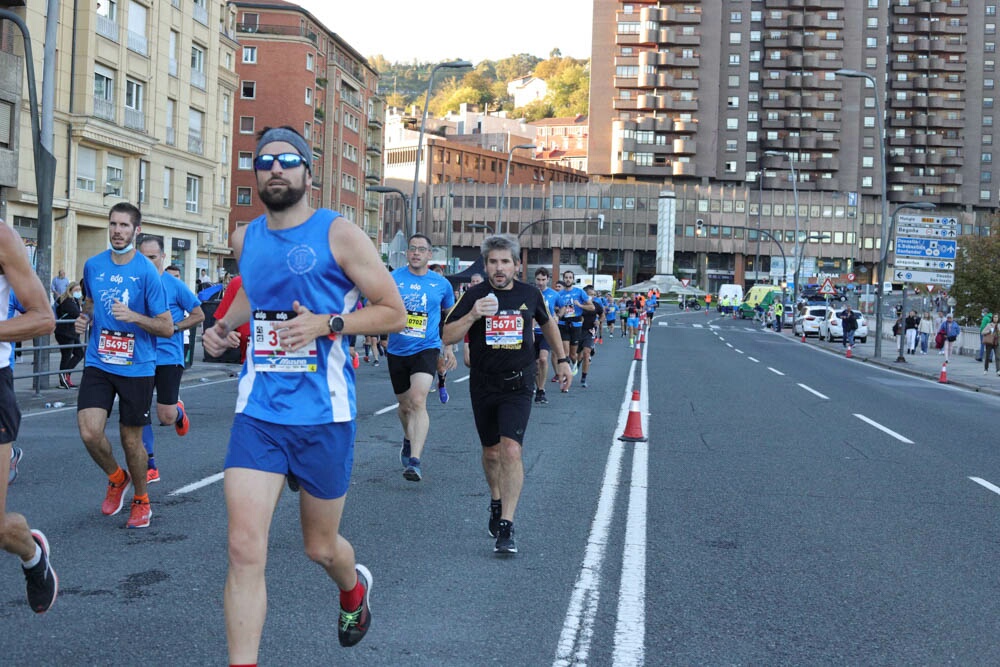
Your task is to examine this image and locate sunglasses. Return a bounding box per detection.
[253,153,306,170]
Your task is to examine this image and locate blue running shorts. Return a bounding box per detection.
[627,316,639,329]
[225,413,355,499]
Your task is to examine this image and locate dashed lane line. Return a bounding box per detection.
[767,367,785,376]
[853,413,914,444]
[797,383,830,400]
[969,477,1000,496]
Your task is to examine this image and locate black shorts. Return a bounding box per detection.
[469,370,534,448]
[0,367,21,444]
[560,324,582,344]
[77,366,154,426]
[154,364,184,406]
[578,331,595,352]
[534,333,551,359]
[386,348,440,395]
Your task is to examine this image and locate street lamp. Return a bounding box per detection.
[764,150,800,302]
[836,68,890,357]
[890,202,936,363]
[410,59,472,238]
[497,143,536,233]
[366,185,410,236]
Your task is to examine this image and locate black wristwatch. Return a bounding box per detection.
[557,357,571,365]
[328,314,345,334]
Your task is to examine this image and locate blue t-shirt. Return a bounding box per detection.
[387,267,455,356]
[155,272,202,366]
[556,286,590,327]
[605,302,618,321]
[534,287,559,334]
[83,250,168,377]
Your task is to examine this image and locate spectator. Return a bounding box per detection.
[54,282,84,388]
[904,310,920,355]
[977,307,993,362]
[983,313,999,374]
[50,269,68,301]
[939,313,961,361]
[917,310,934,355]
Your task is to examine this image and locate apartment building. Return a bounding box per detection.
[0,0,238,284]
[533,115,589,172]
[589,0,999,291]
[229,0,383,246]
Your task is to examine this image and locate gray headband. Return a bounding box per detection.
[255,128,311,170]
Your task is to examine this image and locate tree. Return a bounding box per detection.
[951,234,1000,323]
[516,99,554,122]
[548,61,590,116]
[550,48,562,59]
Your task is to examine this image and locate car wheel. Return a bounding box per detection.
[860,336,867,344]
[827,331,834,343]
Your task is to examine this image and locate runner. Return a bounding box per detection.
[578,285,604,389]
[604,293,618,338]
[387,234,457,482]
[626,296,640,343]
[429,264,451,404]
[137,236,205,484]
[443,235,572,554]
[201,126,405,662]
[532,267,559,405]
[0,219,58,612]
[554,270,593,375]
[75,202,172,529]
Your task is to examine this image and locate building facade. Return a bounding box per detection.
[589,0,999,291]
[533,115,589,172]
[1,0,238,285]
[230,0,383,251]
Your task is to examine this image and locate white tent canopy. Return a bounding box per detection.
[619,274,705,296]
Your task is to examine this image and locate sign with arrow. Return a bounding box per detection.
[896,224,958,239]
[896,214,959,228]
[894,237,957,259]
[893,257,956,271]
[891,268,954,285]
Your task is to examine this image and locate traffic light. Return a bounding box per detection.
[696,219,704,236]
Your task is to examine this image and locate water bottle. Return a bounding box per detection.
[484,292,499,316]
[52,401,65,408]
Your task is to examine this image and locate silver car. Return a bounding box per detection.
[819,307,869,343]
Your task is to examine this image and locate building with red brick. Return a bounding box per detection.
[533,115,589,172]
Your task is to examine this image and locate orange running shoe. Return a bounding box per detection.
[175,399,190,437]
[146,467,160,483]
[126,499,152,529]
[101,472,132,516]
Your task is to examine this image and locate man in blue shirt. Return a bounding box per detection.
[531,267,559,405]
[387,234,457,482]
[74,203,172,529]
[555,270,594,376]
[137,236,205,484]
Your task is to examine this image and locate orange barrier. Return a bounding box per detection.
[618,390,647,442]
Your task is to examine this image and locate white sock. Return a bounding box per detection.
[22,543,41,569]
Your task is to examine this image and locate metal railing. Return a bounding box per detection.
[14,319,85,394]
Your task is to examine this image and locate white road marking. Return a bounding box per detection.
[797,383,830,400]
[454,374,470,384]
[692,324,703,329]
[970,477,1000,496]
[853,413,914,444]
[735,349,744,354]
[747,357,759,363]
[169,472,224,496]
[375,403,399,415]
[725,343,733,348]
[767,367,785,376]
[709,325,719,330]
[657,321,668,326]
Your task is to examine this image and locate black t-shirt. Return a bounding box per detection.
[581,300,604,330]
[446,279,550,375]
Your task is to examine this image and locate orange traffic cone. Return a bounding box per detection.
[633,340,643,360]
[639,328,646,344]
[800,331,806,343]
[845,345,852,359]
[938,361,948,383]
[618,390,647,442]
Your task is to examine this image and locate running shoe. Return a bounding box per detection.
[403,459,422,482]
[126,499,152,529]
[364,355,369,363]
[352,355,360,369]
[101,472,132,516]
[551,375,559,383]
[23,530,57,614]
[338,564,372,647]
[174,399,190,437]
[488,501,502,538]
[399,438,411,469]
[9,446,23,484]
[494,520,517,554]
[581,379,589,389]
[439,384,449,404]
[571,361,579,377]
[534,390,548,405]
[373,360,379,367]
[146,467,160,484]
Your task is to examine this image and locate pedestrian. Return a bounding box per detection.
[604,294,618,338]
[387,234,457,482]
[530,268,558,404]
[904,310,919,354]
[137,236,205,484]
[442,235,572,554]
[75,202,173,529]
[839,303,858,350]
[892,315,904,352]
[939,313,961,361]
[983,313,1000,374]
[0,219,58,613]
[917,310,934,355]
[978,307,993,362]
[50,269,68,301]
[773,299,784,332]
[54,281,84,388]
[201,125,406,663]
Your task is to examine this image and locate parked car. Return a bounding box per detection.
[818,307,869,343]
[793,306,828,337]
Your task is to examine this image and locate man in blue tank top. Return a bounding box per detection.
[202,126,405,663]
[137,236,205,484]
[75,203,172,530]
[387,233,457,482]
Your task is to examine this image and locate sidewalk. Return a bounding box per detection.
[792,320,1000,397]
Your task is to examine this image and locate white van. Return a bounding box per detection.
[717,284,744,310]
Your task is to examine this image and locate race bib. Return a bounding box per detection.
[251,310,317,373]
[97,328,135,366]
[485,312,523,347]
[403,310,429,338]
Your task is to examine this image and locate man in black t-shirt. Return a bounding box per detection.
[443,236,571,555]
[577,285,604,388]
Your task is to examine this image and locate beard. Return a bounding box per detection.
[259,178,307,212]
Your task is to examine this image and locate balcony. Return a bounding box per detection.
[97,15,118,42]
[127,31,148,56]
[193,4,208,25]
[124,108,144,131]
[93,98,115,121]
[236,23,318,45]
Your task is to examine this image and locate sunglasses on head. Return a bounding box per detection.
[253,153,305,170]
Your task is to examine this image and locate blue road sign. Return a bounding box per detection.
[894,236,957,259]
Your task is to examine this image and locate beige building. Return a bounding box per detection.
[0,0,238,285]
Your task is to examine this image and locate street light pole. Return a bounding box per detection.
[497,143,535,234]
[410,60,472,238]
[366,185,410,238]
[765,150,800,301]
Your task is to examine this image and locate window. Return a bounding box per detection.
[185,174,201,213]
[241,12,258,30]
[125,78,143,111]
[98,0,118,19]
[239,116,254,133]
[0,100,11,149]
[242,46,257,63]
[168,30,179,76]
[188,108,204,154]
[106,154,124,196]
[76,146,97,191]
[305,88,313,105]
[728,75,740,87]
[166,98,176,145]
[238,151,252,169]
[220,135,228,164]
[94,64,115,119]
[729,32,742,45]
[306,53,314,71]
[191,44,206,88]
[139,160,148,204]
[222,93,230,123]
[127,1,148,55]
[163,167,173,207]
[863,156,874,168]
[303,121,311,140]
[241,81,256,99]
[729,54,741,65]
[726,118,739,130]
[236,187,252,205]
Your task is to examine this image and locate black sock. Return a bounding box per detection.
[582,373,587,380]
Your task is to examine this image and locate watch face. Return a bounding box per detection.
[330,315,344,332]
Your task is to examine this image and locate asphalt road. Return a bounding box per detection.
[4,312,1000,665]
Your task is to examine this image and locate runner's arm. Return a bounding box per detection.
[0,224,54,341]
[329,217,405,337]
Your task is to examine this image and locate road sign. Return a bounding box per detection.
[890,268,955,285]
[896,214,959,228]
[926,285,936,292]
[896,224,959,239]
[847,272,855,282]
[894,237,957,259]
[818,277,837,295]
[893,257,955,271]
[681,278,690,287]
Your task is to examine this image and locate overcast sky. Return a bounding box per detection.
[294,0,594,64]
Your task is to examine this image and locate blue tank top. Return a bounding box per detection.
[155,273,201,366]
[235,209,359,425]
[534,287,558,334]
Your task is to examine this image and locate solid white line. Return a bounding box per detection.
[747,356,759,363]
[454,374,470,384]
[767,367,785,376]
[853,413,914,444]
[692,324,703,329]
[970,477,1000,496]
[797,383,830,400]
[169,472,224,496]
[375,403,399,416]
[734,349,744,354]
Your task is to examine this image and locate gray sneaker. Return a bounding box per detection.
[9,446,23,484]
